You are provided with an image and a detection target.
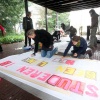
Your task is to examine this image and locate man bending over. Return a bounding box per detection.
[27,29,58,58]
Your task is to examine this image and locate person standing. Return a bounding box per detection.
[60,23,66,36]
[89,9,99,49]
[23,12,33,47]
[52,30,60,41]
[66,26,77,39]
[27,29,58,58]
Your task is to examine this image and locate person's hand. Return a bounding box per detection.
[73,53,77,57]
[59,56,65,62]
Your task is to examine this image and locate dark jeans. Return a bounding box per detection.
[24,29,31,46]
[72,46,86,58]
[0,45,3,52]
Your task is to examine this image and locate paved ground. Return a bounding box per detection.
[0,78,41,100]
[0,42,26,59]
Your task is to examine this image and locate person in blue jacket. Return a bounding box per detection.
[62,36,87,59]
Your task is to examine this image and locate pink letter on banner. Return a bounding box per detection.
[23,68,35,75]
[17,66,28,72]
[30,70,42,78]
[53,58,60,62]
[47,75,61,86]
[0,61,14,67]
[57,78,72,90]
[38,73,51,81]
[62,59,68,63]
[69,80,86,95]
[85,85,98,97]
[66,60,75,65]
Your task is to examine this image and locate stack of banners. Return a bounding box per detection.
[0,51,100,100]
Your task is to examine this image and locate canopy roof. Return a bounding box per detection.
[28,0,100,13]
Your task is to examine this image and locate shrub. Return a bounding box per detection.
[0,34,24,44]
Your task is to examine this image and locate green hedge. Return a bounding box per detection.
[0,34,24,44]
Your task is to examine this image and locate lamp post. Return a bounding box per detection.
[24,0,28,16]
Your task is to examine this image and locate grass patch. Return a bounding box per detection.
[0,34,24,44]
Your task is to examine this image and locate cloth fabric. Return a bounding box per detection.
[76,40,80,47]
[63,37,87,57]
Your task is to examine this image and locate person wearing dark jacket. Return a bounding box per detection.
[27,29,58,58]
[23,12,33,47]
[62,36,87,59]
[89,9,99,49]
[66,26,77,39]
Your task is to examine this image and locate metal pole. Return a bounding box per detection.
[45,7,48,31]
[24,0,28,16]
[56,12,58,28]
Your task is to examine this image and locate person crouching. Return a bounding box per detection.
[27,29,58,58]
[62,36,87,59]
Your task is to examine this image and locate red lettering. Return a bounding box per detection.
[70,81,85,95]
[53,58,60,62]
[57,78,72,90]
[30,71,42,78]
[23,68,35,75]
[66,60,75,65]
[0,61,13,67]
[17,66,28,72]
[38,73,51,81]
[85,85,98,97]
[47,75,61,86]
[62,59,68,63]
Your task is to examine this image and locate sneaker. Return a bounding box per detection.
[55,47,58,55]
